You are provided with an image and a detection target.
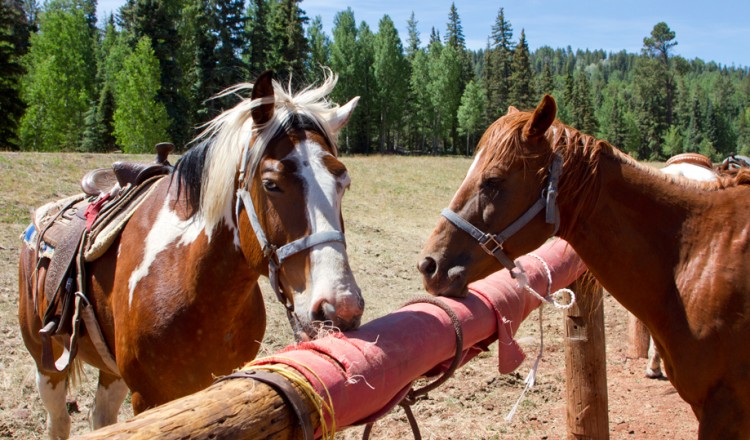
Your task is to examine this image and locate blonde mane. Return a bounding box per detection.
[178,72,343,233]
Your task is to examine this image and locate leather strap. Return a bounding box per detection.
[441,152,563,276]
[216,370,314,440]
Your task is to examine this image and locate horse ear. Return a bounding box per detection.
[327,96,360,133]
[251,70,275,126]
[507,105,520,114]
[523,94,557,138]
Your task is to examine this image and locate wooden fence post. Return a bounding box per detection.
[564,275,609,439]
[627,312,650,358]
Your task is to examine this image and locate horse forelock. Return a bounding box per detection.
[175,72,341,233]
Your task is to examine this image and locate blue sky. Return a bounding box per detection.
[97,0,750,67]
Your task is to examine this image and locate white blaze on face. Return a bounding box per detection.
[450,147,485,207]
[288,139,362,323]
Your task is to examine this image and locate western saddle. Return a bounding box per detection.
[29,143,174,375]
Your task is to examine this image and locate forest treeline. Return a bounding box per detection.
[2,0,750,160]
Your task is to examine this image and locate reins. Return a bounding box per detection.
[441,152,563,278]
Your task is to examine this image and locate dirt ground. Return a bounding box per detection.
[0,153,698,439]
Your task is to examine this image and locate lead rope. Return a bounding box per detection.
[363,297,464,440]
[504,253,575,422]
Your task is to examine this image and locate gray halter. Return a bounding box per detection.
[234,140,346,315]
[441,152,563,278]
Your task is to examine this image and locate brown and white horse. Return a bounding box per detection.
[18,71,364,438]
[418,95,750,439]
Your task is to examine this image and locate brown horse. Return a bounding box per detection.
[418,95,750,439]
[18,71,364,438]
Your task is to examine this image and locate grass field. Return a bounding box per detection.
[0,152,696,439]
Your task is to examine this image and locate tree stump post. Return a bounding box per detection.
[627,312,650,358]
[564,275,609,439]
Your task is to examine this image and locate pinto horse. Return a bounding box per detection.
[418,95,750,439]
[18,71,364,439]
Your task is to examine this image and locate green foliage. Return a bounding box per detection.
[265,0,308,82]
[112,37,169,153]
[7,5,750,161]
[373,15,408,152]
[306,15,329,81]
[509,29,534,109]
[0,0,31,150]
[457,79,487,154]
[19,0,96,151]
[484,6,513,123]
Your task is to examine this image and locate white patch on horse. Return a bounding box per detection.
[451,148,484,206]
[290,140,361,322]
[128,196,208,306]
[36,372,70,439]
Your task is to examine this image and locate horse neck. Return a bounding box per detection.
[557,149,700,322]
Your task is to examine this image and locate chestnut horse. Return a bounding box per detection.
[19,71,364,439]
[418,95,750,439]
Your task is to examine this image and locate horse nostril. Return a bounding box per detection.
[418,257,438,277]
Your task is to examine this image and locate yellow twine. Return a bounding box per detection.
[241,357,337,439]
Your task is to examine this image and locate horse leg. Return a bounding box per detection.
[645,336,664,378]
[89,370,128,429]
[36,370,71,440]
[130,391,151,415]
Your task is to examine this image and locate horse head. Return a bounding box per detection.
[418,95,560,297]
[234,71,364,340]
[178,70,364,341]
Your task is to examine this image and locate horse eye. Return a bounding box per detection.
[262,179,281,192]
[481,177,504,189]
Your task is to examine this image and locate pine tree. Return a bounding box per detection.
[245,0,271,76]
[120,0,189,147]
[306,15,329,81]
[213,0,247,94]
[0,0,32,149]
[19,0,96,150]
[572,71,598,133]
[352,20,376,152]
[113,37,170,153]
[444,2,464,50]
[266,0,309,82]
[409,48,432,152]
[405,11,419,60]
[485,7,513,122]
[373,15,408,152]
[642,22,677,126]
[536,60,554,96]
[329,8,358,151]
[178,0,217,124]
[508,29,534,109]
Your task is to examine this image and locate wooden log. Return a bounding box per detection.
[626,312,650,359]
[74,240,586,439]
[564,275,609,440]
[76,367,319,439]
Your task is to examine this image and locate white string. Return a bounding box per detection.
[505,253,577,422]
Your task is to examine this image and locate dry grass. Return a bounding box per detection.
[0,152,696,439]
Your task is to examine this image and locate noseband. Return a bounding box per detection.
[441,153,563,278]
[235,139,346,328]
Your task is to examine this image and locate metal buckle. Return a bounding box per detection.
[479,234,503,255]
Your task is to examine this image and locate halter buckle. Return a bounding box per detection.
[479,234,504,256]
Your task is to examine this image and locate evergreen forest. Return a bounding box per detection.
[2,0,750,161]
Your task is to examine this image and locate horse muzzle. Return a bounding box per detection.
[311,291,365,332]
[418,255,469,298]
